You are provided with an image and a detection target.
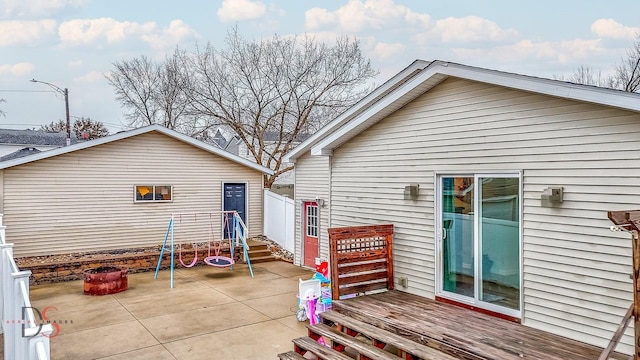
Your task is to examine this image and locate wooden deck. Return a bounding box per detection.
[331,290,628,360]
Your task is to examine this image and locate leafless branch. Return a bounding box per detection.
[107,28,377,187]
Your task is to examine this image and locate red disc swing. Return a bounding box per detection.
[204,213,235,267]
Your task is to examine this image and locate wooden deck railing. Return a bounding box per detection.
[0,214,53,359]
[328,224,394,300]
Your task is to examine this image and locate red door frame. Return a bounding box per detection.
[303,201,319,268]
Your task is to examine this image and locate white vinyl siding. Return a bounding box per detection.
[1,131,264,257]
[293,153,330,266]
[328,77,638,354]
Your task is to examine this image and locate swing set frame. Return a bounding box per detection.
[154,210,254,288]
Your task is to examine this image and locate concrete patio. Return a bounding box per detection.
[1,261,314,359]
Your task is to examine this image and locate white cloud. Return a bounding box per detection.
[1,0,87,18]
[591,19,639,40]
[141,19,199,50]
[425,16,519,43]
[68,60,83,67]
[453,38,603,64]
[58,18,157,47]
[372,42,405,61]
[299,31,408,72]
[74,70,103,83]
[0,62,34,76]
[0,20,56,46]
[297,31,343,46]
[305,0,430,33]
[305,8,334,31]
[58,18,198,50]
[217,0,267,22]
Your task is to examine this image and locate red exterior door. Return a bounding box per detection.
[303,201,319,267]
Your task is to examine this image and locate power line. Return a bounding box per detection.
[0,89,55,92]
[2,121,126,128]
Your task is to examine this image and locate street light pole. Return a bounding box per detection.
[30,79,71,146]
[63,87,70,146]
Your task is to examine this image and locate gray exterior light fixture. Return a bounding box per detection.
[541,186,563,207]
[404,183,419,200]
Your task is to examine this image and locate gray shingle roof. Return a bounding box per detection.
[0,147,42,162]
[211,129,228,148]
[0,128,79,146]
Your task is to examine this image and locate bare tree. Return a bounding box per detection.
[188,29,377,187]
[565,65,614,88]
[106,49,206,137]
[107,29,377,187]
[0,98,6,117]
[41,118,109,139]
[41,120,66,133]
[564,34,640,92]
[613,36,640,92]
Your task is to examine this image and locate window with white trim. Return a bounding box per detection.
[134,185,172,202]
[306,204,319,237]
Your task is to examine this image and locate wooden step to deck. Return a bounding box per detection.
[276,350,306,360]
[308,323,400,360]
[291,336,353,360]
[319,310,459,360]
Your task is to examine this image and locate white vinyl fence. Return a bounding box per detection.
[1,214,53,360]
[264,190,295,253]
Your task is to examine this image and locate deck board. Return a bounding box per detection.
[332,290,628,360]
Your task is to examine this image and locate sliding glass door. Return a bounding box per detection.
[438,173,521,316]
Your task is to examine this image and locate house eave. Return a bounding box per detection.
[311,60,640,155]
[283,59,431,163]
[0,125,274,175]
[310,148,332,156]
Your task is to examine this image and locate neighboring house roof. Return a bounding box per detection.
[311,60,640,156]
[284,60,640,161]
[210,129,228,149]
[224,135,241,155]
[0,147,42,162]
[0,124,274,174]
[0,128,79,146]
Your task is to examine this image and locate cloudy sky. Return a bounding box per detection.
[1,0,639,132]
